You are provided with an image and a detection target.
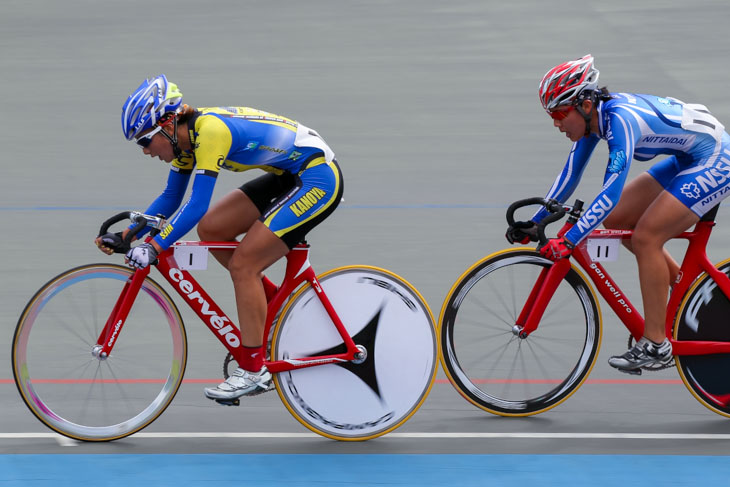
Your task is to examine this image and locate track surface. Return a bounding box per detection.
[3,1,730,484]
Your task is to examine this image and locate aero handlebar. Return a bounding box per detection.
[506,197,583,245]
[97,211,167,246]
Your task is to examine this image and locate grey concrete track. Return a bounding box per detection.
[3,0,730,455]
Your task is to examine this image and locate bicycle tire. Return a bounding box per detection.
[439,248,602,416]
[271,266,438,441]
[674,259,730,417]
[12,264,187,441]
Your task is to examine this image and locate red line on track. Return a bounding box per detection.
[1,378,684,385]
[443,378,683,385]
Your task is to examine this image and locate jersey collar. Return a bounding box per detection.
[186,111,202,150]
[596,99,607,138]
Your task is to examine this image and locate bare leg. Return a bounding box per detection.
[228,221,289,348]
[602,173,681,284]
[631,192,699,342]
[196,189,261,269]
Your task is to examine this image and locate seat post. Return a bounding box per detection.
[283,241,312,280]
[700,203,720,222]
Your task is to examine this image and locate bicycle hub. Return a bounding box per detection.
[91,345,108,360]
[352,344,368,364]
[512,325,528,339]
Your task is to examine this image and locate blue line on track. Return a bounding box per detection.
[0,204,506,211]
[2,202,727,212]
[0,206,131,211]
[2,454,729,486]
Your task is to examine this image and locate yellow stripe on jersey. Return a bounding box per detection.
[264,159,341,236]
[298,157,329,173]
[245,119,299,132]
[213,106,299,133]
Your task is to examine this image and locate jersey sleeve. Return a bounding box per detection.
[149,116,235,249]
[564,109,639,245]
[152,172,217,250]
[131,167,192,238]
[532,135,600,223]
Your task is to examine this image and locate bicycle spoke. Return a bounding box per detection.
[502,341,523,398]
[455,333,518,372]
[49,356,98,409]
[520,337,564,382]
[44,308,96,350]
[461,291,516,329]
[441,250,600,415]
[79,363,103,426]
[452,317,513,340]
[14,264,187,441]
[475,334,521,381]
[103,359,138,424]
[507,264,541,322]
[484,276,518,324]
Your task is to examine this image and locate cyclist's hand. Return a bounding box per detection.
[506,221,539,244]
[96,232,130,255]
[125,243,159,269]
[539,237,574,261]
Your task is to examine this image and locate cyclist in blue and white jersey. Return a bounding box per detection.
[96,75,343,400]
[506,55,730,373]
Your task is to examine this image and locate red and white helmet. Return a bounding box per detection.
[538,55,599,112]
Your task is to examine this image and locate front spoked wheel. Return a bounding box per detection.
[12,264,187,441]
[439,249,601,416]
[674,259,730,417]
[272,266,438,441]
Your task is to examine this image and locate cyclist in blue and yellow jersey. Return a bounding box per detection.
[506,55,730,374]
[95,75,343,400]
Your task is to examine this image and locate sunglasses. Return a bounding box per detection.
[548,105,575,121]
[135,125,164,148]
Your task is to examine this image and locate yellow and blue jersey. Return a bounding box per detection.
[172,107,334,176]
[141,107,339,249]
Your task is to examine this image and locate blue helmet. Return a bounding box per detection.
[121,75,183,140]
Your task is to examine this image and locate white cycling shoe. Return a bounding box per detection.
[204,366,273,400]
[608,337,673,373]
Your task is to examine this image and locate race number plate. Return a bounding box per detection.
[586,238,620,262]
[174,245,209,270]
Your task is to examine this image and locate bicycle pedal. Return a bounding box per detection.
[214,398,240,407]
[617,367,642,376]
[244,384,276,397]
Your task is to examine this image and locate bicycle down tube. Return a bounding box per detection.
[95,241,361,373]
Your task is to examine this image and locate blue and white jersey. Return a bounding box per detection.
[533,93,730,245]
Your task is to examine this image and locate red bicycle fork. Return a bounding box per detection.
[515,220,730,355]
[93,267,150,360]
[515,258,571,337]
[94,242,362,371]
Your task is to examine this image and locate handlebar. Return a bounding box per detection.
[97,211,167,247]
[506,198,583,245]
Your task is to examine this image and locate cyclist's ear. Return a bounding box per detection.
[163,123,176,137]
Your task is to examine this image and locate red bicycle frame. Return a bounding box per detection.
[516,216,730,355]
[94,242,360,373]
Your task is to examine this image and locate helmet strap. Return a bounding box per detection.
[159,116,183,159]
[575,100,593,137]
